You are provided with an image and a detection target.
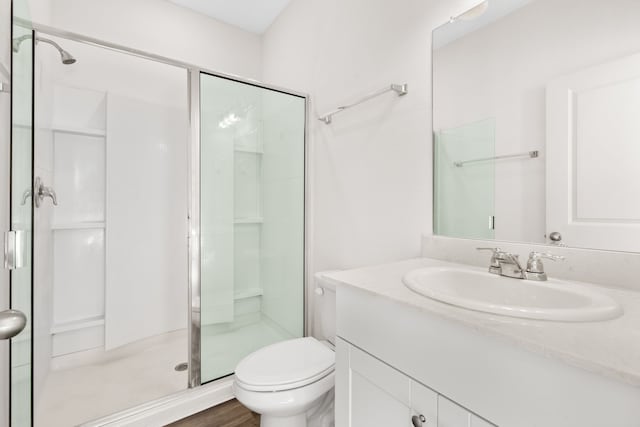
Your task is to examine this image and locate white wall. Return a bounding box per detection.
[262,0,481,272]
[28,0,262,80]
[433,0,640,243]
[105,92,188,350]
[261,0,484,338]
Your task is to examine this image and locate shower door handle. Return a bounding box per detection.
[4,230,26,270]
[39,185,58,206]
[0,309,27,340]
[33,177,58,207]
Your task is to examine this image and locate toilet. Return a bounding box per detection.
[233,273,337,427]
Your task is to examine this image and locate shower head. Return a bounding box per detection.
[12,35,77,65]
[59,49,77,65]
[12,35,29,53]
[11,37,24,53]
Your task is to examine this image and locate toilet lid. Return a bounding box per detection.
[235,337,335,392]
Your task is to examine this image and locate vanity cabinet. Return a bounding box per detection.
[337,337,494,427]
[334,279,640,427]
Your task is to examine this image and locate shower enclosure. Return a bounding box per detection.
[6,7,308,427]
[198,73,306,384]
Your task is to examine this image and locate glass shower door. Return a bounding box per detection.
[199,73,306,383]
[434,118,496,239]
[10,3,34,426]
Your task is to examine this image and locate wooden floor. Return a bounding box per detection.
[168,399,260,427]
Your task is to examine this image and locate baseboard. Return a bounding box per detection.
[81,377,234,427]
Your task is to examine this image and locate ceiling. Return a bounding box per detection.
[168,0,293,34]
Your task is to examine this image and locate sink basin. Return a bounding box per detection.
[403,267,622,321]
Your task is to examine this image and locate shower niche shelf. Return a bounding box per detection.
[234,217,263,224]
[52,126,106,137]
[234,288,264,300]
[235,147,263,155]
[51,316,105,335]
[52,221,106,230]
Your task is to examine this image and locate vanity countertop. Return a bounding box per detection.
[322,257,640,388]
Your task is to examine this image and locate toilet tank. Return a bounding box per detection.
[312,272,338,345]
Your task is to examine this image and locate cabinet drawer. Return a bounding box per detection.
[439,396,497,427]
[350,343,412,405]
[411,381,438,427]
[345,342,439,427]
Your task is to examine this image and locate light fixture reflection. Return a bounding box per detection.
[450,1,489,23]
[218,112,241,129]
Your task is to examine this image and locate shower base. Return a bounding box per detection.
[36,329,188,427]
[35,318,292,427]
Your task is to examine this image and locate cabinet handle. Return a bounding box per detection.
[411,414,426,427]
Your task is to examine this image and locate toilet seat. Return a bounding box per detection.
[235,337,335,392]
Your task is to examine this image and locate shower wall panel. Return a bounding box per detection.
[200,105,235,325]
[260,91,305,338]
[48,86,106,360]
[105,93,188,350]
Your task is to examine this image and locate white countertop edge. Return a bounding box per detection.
[323,257,640,388]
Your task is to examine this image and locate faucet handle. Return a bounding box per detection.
[525,252,565,281]
[476,247,502,254]
[528,251,565,263]
[476,247,503,273]
[476,247,507,260]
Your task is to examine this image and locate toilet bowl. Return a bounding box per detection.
[233,337,335,427]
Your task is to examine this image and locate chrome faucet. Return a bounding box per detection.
[525,252,565,281]
[477,248,564,281]
[476,247,503,274]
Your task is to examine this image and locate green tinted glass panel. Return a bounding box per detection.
[11,1,34,425]
[434,118,495,239]
[199,73,305,383]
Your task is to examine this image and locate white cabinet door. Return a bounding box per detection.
[411,381,438,427]
[470,415,495,427]
[337,339,490,427]
[439,396,471,427]
[348,342,412,427]
[337,339,438,427]
[438,396,496,427]
[351,371,411,426]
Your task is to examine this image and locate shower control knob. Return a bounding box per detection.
[412,414,427,427]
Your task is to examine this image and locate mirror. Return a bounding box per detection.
[432,0,640,252]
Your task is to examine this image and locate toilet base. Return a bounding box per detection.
[234,369,335,427]
[260,389,334,427]
[261,413,306,427]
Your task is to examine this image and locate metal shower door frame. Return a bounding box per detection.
[28,24,311,392]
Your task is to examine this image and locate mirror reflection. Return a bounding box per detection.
[432,0,640,252]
